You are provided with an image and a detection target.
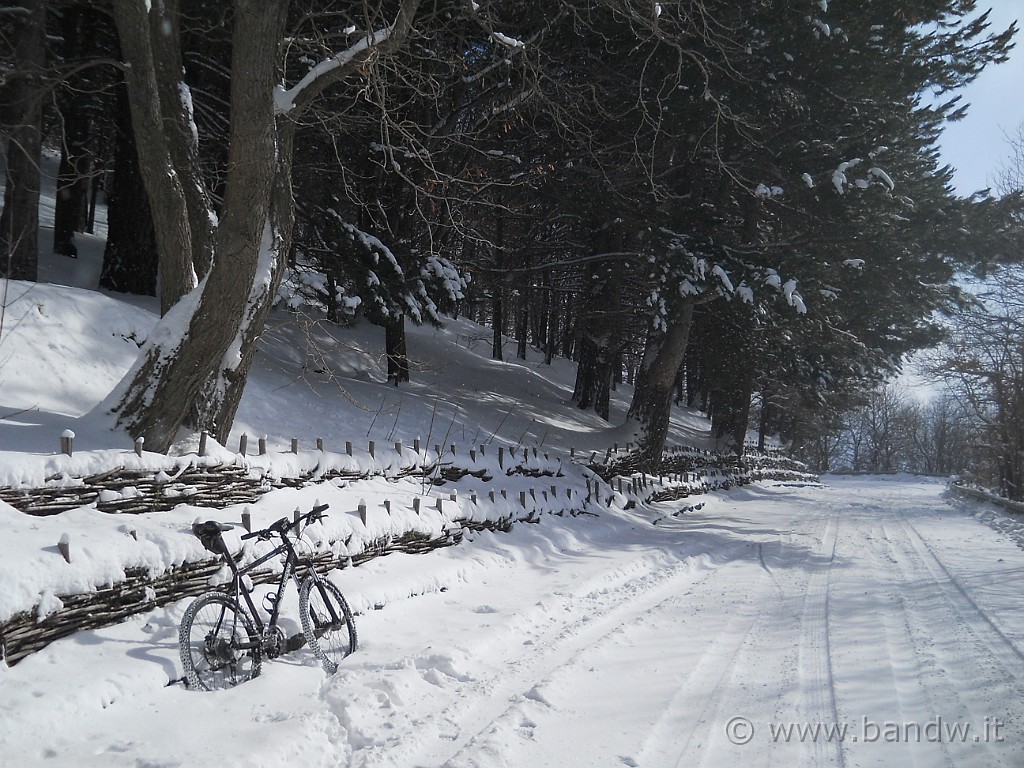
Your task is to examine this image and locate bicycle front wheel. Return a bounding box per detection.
[299,576,357,674]
[179,592,262,690]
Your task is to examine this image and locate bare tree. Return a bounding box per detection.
[935,271,1024,499]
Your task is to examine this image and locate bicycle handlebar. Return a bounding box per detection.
[239,503,330,541]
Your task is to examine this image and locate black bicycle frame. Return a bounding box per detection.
[212,521,343,651]
[219,532,306,638]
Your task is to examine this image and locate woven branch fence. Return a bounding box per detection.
[0,436,811,666]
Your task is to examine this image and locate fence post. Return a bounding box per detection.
[60,429,74,457]
[134,437,145,457]
[239,434,248,455]
[198,431,208,457]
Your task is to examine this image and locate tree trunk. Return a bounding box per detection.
[573,334,613,420]
[100,84,158,296]
[544,285,557,366]
[516,301,528,360]
[52,6,91,259]
[108,0,290,448]
[111,0,213,315]
[625,302,696,469]
[86,168,103,235]
[758,390,770,453]
[571,248,623,419]
[386,315,410,385]
[707,306,756,456]
[491,289,504,361]
[0,0,46,282]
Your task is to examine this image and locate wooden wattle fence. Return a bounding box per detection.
[0,434,814,666]
[0,520,520,666]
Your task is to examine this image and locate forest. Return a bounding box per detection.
[3,0,1023,498]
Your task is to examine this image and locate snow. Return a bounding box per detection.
[869,166,896,190]
[782,278,807,313]
[492,31,524,50]
[178,82,198,144]
[712,264,734,293]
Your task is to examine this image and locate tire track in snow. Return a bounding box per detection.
[677,512,841,768]
[899,513,1024,666]
[795,515,845,768]
[443,556,777,768]
[625,556,778,768]
[839,505,1024,768]
[335,544,749,768]
[873,513,1024,767]
[820,490,1024,768]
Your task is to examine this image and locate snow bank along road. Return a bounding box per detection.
[2,476,1022,767]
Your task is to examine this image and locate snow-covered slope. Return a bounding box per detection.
[0,277,716,485]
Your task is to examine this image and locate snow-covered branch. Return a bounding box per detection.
[274,0,421,117]
[274,25,394,114]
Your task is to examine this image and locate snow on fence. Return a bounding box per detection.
[949,483,1024,515]
[0,433,812,666]
[0,520,522,666]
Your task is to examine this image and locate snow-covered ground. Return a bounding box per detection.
[2,476,1023,767]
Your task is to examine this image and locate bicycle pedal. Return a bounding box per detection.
[285,633,307,653]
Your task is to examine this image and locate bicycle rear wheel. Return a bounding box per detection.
[299,576,357,673]
[179,592,262,690]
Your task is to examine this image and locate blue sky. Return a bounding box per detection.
[937,2,1024,195]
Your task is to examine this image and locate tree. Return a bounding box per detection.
[0,1,46,281]
[99,82,158,296]
[936,270,1024,500]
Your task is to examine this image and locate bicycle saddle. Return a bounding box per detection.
[192,521,233,554]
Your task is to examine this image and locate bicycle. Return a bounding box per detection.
[178,503,358,690]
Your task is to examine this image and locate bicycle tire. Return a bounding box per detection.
[298,576,357,673]
[179,592,262,690]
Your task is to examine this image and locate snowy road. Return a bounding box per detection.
[3,476,1024,767]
